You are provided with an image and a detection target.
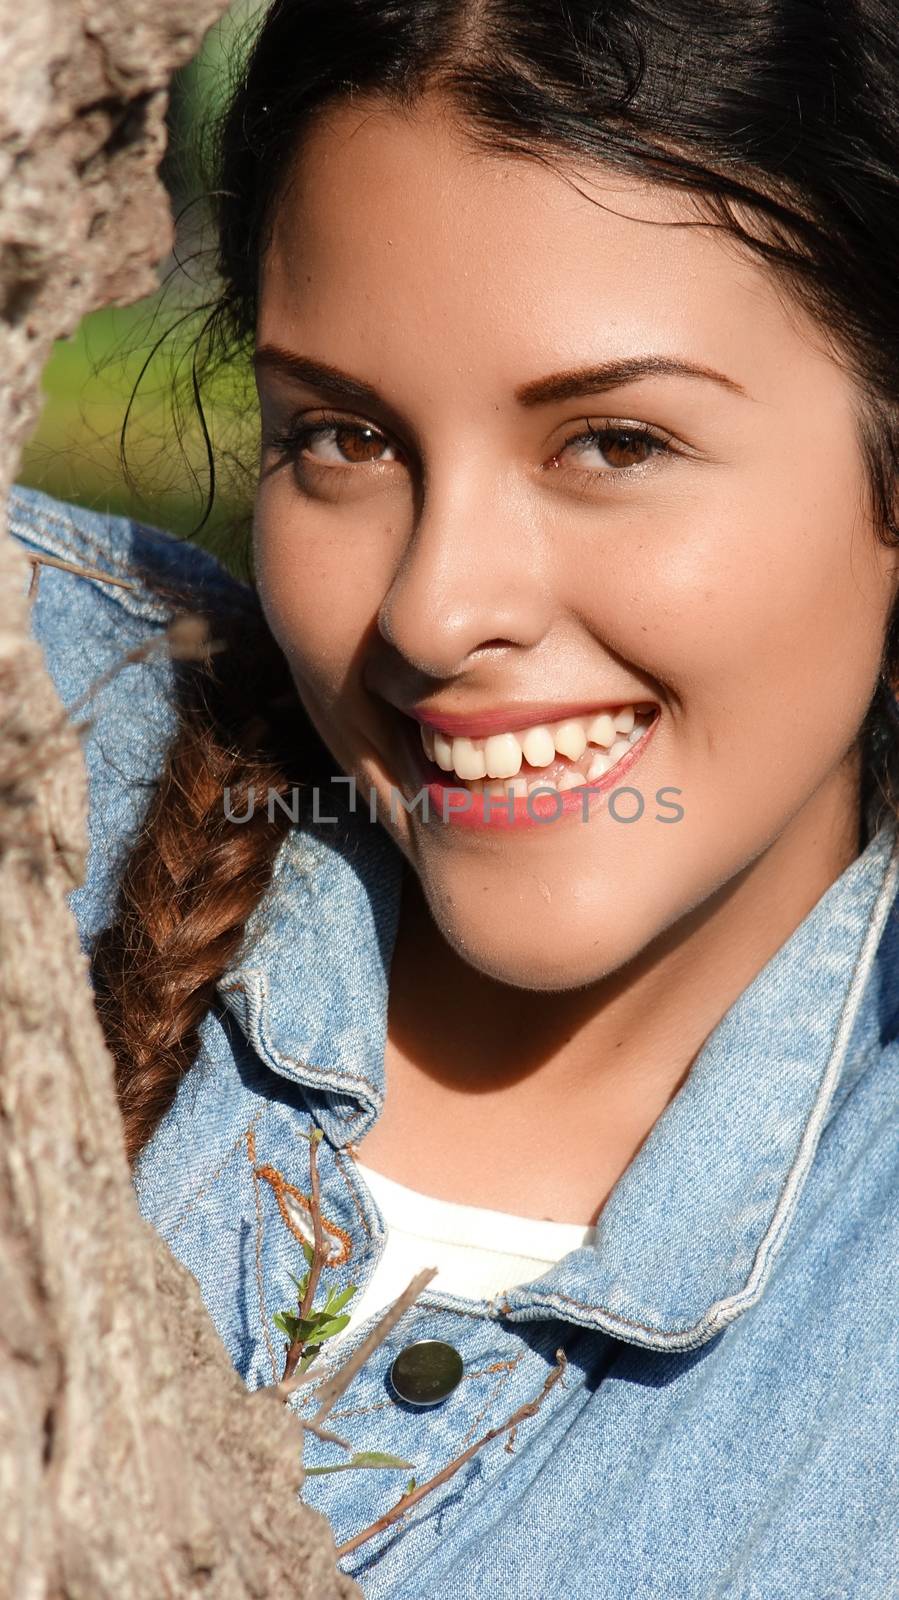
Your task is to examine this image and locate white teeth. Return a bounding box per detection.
[508,775,529,799]
[485,778,509,798]
[421,704,652,786]
[521,725,555,768]
[433,731,455,771]
[586,713,615,748]
[586,750,611,781]
[554,720,588,761]
[452,736,487,780]
[484,732,523,779]
[556,769,584,791]
[585,729,645,784]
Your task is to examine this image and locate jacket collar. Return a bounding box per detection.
[218,789,405,1146]
[218,792,899,1350]
[501,810,899,1347]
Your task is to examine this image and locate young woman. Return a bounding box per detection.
[13,0,899,1593]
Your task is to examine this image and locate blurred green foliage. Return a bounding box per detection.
[18,2,262,575]
[20,297,256,574]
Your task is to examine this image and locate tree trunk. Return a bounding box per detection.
[0,5,360,1594]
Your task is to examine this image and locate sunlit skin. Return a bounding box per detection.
[252,93,898,1223]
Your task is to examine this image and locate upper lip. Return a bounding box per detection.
[404,699,657,739]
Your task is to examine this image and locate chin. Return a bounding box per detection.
[422,885,659,992]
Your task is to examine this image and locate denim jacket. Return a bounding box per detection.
[12,483,899,1600]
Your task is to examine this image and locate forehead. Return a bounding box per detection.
[259,91,827,393]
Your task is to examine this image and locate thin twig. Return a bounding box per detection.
[334,1350,568,1559]
[302,1419,352,1452]
[0,621,220,798]
[25,551,137,590]
[270,1265,437,1406]
[64,618,222,723]
[281,1132,327,1384]
[312,1267,438,1418]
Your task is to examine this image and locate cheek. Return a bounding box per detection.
[584,457,887,717]
[252,496,390,698]
[564,447,891,860]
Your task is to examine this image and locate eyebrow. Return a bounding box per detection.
[253,344,747,410]
[515,356,747,404]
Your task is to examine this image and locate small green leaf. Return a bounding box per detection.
[405,1477,417,1494]
[303,1309,332,1328]
[302,1314,351,1347]
[323,1284,358,1316]
[319,1313,352,1338]
[304,1451,415,1477]
[289,1318,318,1343]
[273,1311,300,1340]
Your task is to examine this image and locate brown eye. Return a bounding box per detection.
[266,415,401,470]
[594,430,655,468]
[306,423,396,465]
[555,423,672,473]
[326,424,392,464]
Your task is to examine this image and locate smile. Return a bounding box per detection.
[418,704,655,797]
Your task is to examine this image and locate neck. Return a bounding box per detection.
[358,761,864,1224]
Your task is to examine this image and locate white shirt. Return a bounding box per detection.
[327,1161,598,1347]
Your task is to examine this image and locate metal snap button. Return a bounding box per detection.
[389,1339,464,1407]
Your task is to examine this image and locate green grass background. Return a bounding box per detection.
[20,298,256,573]
[18,3,260,576]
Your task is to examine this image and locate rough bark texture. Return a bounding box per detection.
[0,5,360,1595]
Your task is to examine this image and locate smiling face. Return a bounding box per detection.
[252,91,898,992]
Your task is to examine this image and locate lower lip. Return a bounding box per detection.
[398,714,658,831]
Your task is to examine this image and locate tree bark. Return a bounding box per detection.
[0,4,360,1594]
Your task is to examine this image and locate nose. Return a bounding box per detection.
[376,462,552,677]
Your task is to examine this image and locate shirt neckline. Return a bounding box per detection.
[354,1157,598,1259]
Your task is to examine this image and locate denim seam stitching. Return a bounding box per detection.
[700,824,899,1328]
[12,498,126,566]
[458,1354,525,1447]
[333,1147,374,1240]
[166,1107,266,1239]
[226,969,381,1105]
[247,1125,280,1381]
[509,827,899,1347]
[253,1160,354,1265]
[9,497,172,622]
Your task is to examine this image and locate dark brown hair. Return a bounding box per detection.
[89,579,332,1163]
[95,0,899,1163]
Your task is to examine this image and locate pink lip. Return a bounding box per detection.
[397,710,659,831]
[406,699,656,739]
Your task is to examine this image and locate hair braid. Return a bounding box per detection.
[89,585,326,1166]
